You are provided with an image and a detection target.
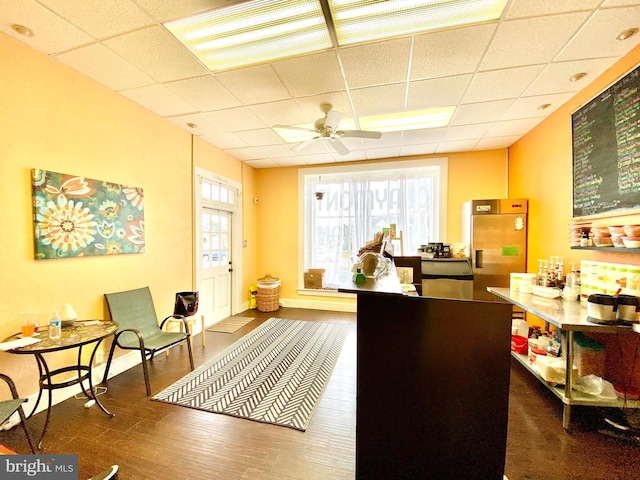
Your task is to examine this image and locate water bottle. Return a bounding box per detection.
[49,311,61,340]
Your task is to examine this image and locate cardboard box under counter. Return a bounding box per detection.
[304,269,325,289]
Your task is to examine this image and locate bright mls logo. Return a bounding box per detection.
[1,455,78,479]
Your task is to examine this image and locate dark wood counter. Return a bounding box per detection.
[341,268,514,479]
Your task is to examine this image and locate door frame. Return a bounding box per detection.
[194,166,243,327]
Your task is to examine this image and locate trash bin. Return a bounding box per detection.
[257,273,281,312]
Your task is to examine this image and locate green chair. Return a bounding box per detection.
[0,373,37,453]
[103,286,195,396]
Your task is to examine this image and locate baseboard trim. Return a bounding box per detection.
[279,297,357,312]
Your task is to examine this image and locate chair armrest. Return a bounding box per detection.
[0,374,20,400]
[114,328,146,349]
[160,314,191,335]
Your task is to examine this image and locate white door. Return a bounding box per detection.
[194,168,242,330]
[201,207,232,322]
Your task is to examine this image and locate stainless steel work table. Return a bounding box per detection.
[488,287,640,429]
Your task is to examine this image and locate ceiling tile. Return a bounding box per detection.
[407,75,473,110]
[350,84,406,116]
[555,6,640,61]
[223,147,264,161]
[362,131,402,149]
[339,38,412,88]
[479,13,589,71]
[290,141,333,155]
[133,0,237,23]
[297,152,336,165]
[272,51,345,97]
[451,99,515,126]
[234,128,284,147]
[164,112,222,136]
[163,75,241,112]
[215,64,291,105]
[256,144,299,158]
[436,140,479,153]
[296,94,354,121]
[401,128,446,145]
[200,131,247,149]
[204,107,266,132]
[502,92,575,120]
[0,0,93,54]
[249,100,307,128]
[275,156,310,167]
[243,158,280,169]
[463,65,545,103]
[120,83,197,116]
[474,135,522,150]
[55,43,155,91]
[523,58,615,96]
[443,123,494,142]
[103,26,208,82]
[486,118,545,137]
[400,144,438,156]
[38,0,153,39]
[505,0,601,19]
[2,0,637,168]
[411,24,496,80]
[332,150,368,162]
[366,147,401,160]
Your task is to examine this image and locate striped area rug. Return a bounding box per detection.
[152,317,349,431]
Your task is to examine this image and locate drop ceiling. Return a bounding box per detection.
[2,0,640,168]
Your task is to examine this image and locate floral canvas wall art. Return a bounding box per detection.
[31,169,145,259]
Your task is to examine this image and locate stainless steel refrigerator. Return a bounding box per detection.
[461,199,528,301]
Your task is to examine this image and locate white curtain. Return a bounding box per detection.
[304,165,440,288]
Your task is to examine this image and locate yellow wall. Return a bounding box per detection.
[0,34,248,395]
[254,151,509,303]
[509,44,640,271]
[508,45,640,388]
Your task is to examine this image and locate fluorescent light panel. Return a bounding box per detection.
[328,0,508,45]
[274,107,455,142]
[164,0,332,71]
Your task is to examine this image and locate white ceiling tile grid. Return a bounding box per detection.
[1,0,639,167]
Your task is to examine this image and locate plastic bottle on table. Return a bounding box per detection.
[49,311,61,340]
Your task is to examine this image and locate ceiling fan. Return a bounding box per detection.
[274,103,382,155]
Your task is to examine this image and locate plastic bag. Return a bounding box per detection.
[573,374,617,400]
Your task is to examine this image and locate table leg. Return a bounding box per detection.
[87,340,114,418]
[563,330,575,431]
[35,353,53,450]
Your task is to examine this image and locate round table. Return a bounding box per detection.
[2,320,118,448]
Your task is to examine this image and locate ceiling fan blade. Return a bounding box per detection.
[338,130,382,139]
[273,124,316,133]
[291,136,320,151]
[324,110,345,130]
[330,138,350,155]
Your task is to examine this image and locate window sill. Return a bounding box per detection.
[297,288,355,298]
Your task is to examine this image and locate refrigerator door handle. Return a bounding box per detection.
[475,250,483,268]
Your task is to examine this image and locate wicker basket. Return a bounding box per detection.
[257,273,281,312]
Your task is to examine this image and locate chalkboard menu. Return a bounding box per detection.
[572,64,640,219]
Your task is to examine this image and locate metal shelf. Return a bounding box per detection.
[571,246,640,253]
[511,352,640,408]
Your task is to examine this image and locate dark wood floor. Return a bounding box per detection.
[2,307,640,479]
